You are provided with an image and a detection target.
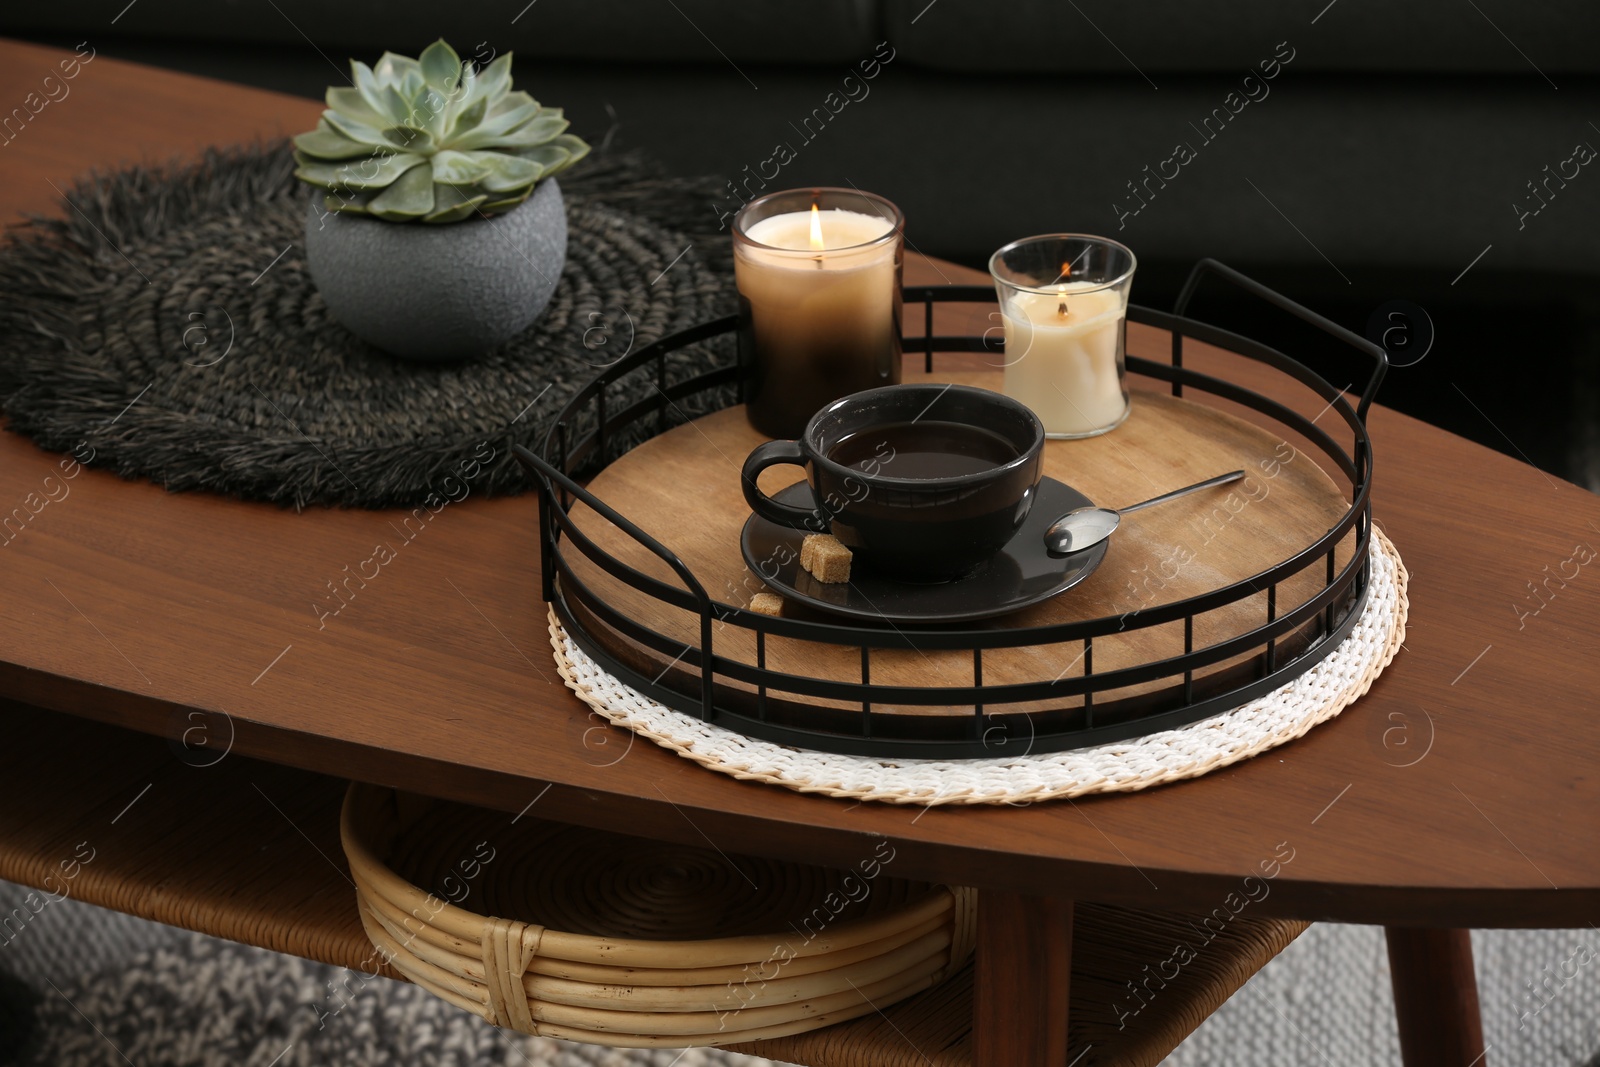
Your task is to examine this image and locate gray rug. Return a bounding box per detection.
[0,884,785,1067]
[1165,923,1600,1067]
[1,881,1595,1065]
[0,145,736,509]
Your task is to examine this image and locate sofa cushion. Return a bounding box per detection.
[883,0,1600,75]
[4,0,882,66]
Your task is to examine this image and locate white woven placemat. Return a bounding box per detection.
[549,529,1407,805]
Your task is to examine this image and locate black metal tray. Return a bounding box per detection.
[514,260,1387,759]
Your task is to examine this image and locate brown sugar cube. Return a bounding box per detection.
[801,533,852,584]
[799,533,819,574]
[800,532,837,572]
[749,592,785,617]
[799,533,823,577]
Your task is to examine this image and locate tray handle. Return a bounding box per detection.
[511,443,717,720]
[1172,258,1389,425]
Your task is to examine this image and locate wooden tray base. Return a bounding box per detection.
[567,371,1356,724]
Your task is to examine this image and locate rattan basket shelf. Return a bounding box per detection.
[340,783,976,1047]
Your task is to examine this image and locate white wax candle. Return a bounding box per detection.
[1000,282,1128,436]
[743,207,893,252]
[735,207,901,436]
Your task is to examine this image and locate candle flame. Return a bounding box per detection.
[809,202,825,250]
[1057,262,1070,317]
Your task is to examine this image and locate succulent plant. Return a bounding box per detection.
[293,40,589,223]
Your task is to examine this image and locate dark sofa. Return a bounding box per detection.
[6,0,1599,482]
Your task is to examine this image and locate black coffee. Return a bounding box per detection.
[828,420,1019,479]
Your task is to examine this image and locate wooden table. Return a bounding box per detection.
[2,38,1596,1066]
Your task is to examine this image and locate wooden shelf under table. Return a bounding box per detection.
[0,704,1305,1066]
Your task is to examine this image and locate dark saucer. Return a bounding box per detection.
[739,477,1108,624]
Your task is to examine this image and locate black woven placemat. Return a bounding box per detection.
[0,143,735,509]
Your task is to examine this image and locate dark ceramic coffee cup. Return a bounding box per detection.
[740,383,1046,581]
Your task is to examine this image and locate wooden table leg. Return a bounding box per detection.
[1385,927,1487,1067]
[974,890,1073,1067]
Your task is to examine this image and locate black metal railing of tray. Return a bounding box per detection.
[514,260,1388,759]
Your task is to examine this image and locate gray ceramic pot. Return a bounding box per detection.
[303,179,566,361]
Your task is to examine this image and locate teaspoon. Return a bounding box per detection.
[1044,470,1247,555]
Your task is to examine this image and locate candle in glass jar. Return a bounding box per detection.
[1001,281,1128,436]
[990,234,1137,439]
[733,198,903,438]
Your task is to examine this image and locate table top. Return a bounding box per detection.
[2,38,1596,928]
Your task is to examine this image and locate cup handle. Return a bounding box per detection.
[741,441,823,529]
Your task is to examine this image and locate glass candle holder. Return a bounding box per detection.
[733,188,905,438]
[989,234,1137,439]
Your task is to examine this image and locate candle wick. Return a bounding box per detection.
[1058,299,1068,316]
